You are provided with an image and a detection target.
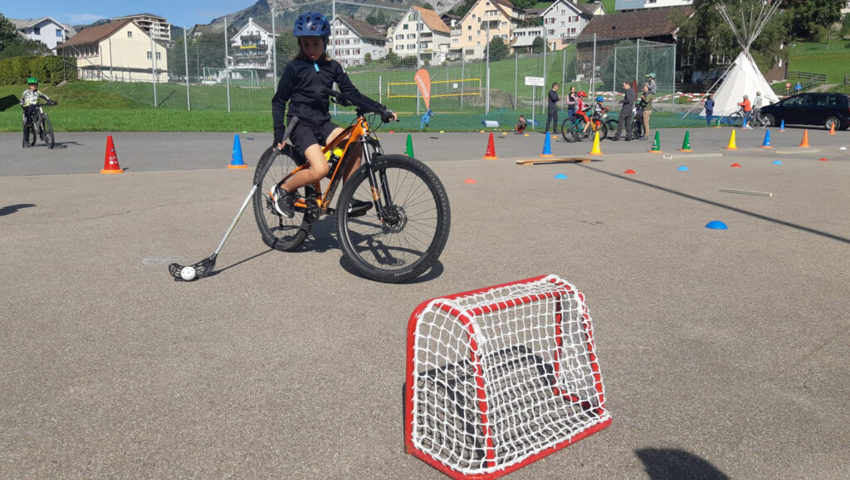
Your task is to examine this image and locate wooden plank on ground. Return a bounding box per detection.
[516,157,592,166]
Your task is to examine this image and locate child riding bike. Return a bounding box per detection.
[573,91,590,138]
[20,77,51,126]
[581,95,609,137]
[271,12,396,218]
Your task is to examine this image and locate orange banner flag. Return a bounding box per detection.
[414,68,431,111]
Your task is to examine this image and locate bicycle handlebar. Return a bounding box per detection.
[322,88,397,123]
[22,100,57,107]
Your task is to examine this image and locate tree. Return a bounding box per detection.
[0,14,50,59]
[531,36,550,53]
[511,0,537,8]
[423,3,434,9]
[675,0,787,75]
[783,0,843,40]
[488,37,508,61]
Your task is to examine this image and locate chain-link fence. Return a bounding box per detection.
[86,5,680,129]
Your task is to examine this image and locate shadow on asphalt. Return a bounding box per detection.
[636,448,729,480]
[580,164,850,245]
[0,203,36,217]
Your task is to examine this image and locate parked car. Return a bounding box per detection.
[759,93,850,130]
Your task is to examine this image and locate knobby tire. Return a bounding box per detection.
[336,154,450,283]
[252,145,314,252]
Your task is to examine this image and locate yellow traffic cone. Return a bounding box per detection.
[589,131,602,155]
[725,130,738,150]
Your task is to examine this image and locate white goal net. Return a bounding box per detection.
[405,274,611,479]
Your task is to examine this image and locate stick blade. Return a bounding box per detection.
[168,255,217,281]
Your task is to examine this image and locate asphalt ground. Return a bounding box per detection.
[1,126,849,479]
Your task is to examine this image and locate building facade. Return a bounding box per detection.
[56,20,168,83]
[331,17,387,67]
[451,0,525,60]
[229,18,274,76]
[9,17,76,51]
[113,13,172,43]
[540,0,600,51]
[615,0,692,11]
[390,7,452,65]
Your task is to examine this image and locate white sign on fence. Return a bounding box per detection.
[524,76,545,87]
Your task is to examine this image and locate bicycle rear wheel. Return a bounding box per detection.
[43,116,54,149]
[252,145,316,252]
[336,154,450,283]
[596,120,608,140]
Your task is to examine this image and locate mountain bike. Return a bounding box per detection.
[727,107,767,128]
[21,100,57,149]
[252,90,451,283]
[605,109,643,140]
[560,109,608,142]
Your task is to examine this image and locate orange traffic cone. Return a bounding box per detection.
[828,122,836,135]
[101,135,123,173]
[798,129,810,148]
[483,132,498,160]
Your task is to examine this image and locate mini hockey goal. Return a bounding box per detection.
[405,274,611,479]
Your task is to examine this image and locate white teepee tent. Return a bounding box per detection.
[699,0,781,117]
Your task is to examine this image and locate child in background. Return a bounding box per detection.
[515,114,527,134]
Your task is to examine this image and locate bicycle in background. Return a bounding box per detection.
[22,100,57,149]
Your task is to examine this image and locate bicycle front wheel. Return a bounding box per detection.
[252,145,315,252]
[728,112,743,128]
[43,116,54,149]
[336,154,450,283]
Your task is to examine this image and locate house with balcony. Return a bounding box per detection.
[390,6,452,65]
[9,17,76,51]
[229,18,274,76]
[56,19,167,82]
[113,13,172,43]
[540,0,602,51]
[331,16,387,67]
[450,0,525,60]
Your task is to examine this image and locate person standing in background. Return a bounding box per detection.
[545,82,560,134]
[611,81,635,141]
[566,86,578,121]
[641,73,656,139]
[704,94,715,127]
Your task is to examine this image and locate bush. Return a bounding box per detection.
[0,55,74,85]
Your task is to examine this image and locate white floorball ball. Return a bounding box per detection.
[180,266,197,281]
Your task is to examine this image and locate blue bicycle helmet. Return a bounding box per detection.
[294,12,330,37]
[595,96,605,102]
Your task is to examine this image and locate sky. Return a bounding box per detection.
[2,0,255,28]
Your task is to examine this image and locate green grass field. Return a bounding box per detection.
[787,40,850,85]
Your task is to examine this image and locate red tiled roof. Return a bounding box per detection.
[57,19,133,48]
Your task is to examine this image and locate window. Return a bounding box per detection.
[34,27,40,35]
[403,24,408,30]
[147,51,152,59]
[468,35,472,41]
[156,52,161,60]
[128,31,133,38]
[56,29,63,37]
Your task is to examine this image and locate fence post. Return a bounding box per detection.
[514,52,518,110]
[150,32,158,107]
[224,17,231,113]
[184,26,190,111]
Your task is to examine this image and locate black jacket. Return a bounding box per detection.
[548,89,559,112]
[272,57,384,144]
[621,88,636,109]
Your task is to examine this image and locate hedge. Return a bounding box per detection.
[0,56,76,86]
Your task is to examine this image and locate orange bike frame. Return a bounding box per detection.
[286,116,370,213]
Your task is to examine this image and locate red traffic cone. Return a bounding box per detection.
[483,132,497,160]
[624,169,636,175]
[101,135,123,174]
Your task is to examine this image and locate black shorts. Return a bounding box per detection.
[289,120,338,165]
